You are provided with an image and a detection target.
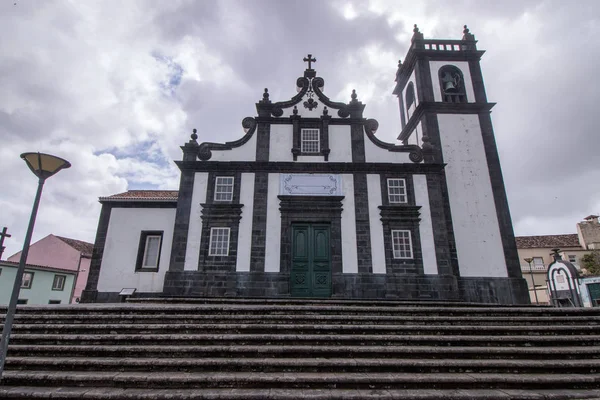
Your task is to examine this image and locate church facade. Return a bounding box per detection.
[82,26,529,304]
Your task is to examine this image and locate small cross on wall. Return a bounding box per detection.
[303,54,316,70]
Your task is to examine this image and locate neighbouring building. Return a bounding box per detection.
[82,26,529,304]
[8,234,93,303]
[0,260,76,305]
[516,215,600,304]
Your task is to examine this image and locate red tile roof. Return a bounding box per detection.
[99,190,179,202]
[55,236,94,257]
[515,234,582,249]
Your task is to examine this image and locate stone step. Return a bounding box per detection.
[8,323,600,335]
[8,344,600,360]
[9,333,600,346]
[6,313,600,326]
[5,356,600,374]
[2,387,600,400]
[3,304,600,317]
[2,371,599,390]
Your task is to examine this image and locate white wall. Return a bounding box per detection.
[438,114,506,277]
[208,133,257,162]
[364,136,414,163]
[270,124,293,162]
[184,173,208,271]
[430,61,475,103]
[327,125,352,162]
[98,207,176,292]
[236,173,255,272]
[341,174,358,273]
[265,173,282,272]
[413,175,438,275]
[367,174,386,274]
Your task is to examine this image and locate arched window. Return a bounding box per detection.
[404,82,420,146]
[438,65,467,103]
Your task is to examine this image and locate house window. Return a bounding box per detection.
[135,231,163,271]
[52,274,66,291]
[17,299,28,305]
[214,177,234,201]
[532,257,544,270]
[21,272,34,289]
[48,300,61,305]
[392,230,413,259]
[209,227,230,256]
[387,179,407,204]
[568,255,577,264]
[301,128,320,153]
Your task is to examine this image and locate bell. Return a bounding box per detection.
[444,80,457,92]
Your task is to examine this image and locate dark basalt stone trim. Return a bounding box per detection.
[458,277,529,304]
[393,48,485,95]
[364,119,423,163]
[80,203,112,303]
[478,112,523,280]
[379,173,416,207]
[421,113,459,277]
[250,173,269,272]
[312,77,351,118]
[256,77,310,117]
[197,118,257,161]
[379,206,424,275]
[351,123,366,163]
[168,169,195,273]
[468,59,488,103]
[353,174,372,274]
[290,118,330,161]
[278,196,344,276]
[135,230,164,273]
[176,161,446,174]
[256,117,364,125]
[398,102,495,142]
[198,204,244,272]
[255,122,270,162]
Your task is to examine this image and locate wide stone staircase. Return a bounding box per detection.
[1,298,600,399]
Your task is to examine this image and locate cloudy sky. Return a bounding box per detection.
[1,0,599,258]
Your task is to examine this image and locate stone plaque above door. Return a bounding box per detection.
[279,174,342,196]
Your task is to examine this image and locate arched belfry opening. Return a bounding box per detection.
[439,65,467,103]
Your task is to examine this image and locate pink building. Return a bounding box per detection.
[8,234,93,303]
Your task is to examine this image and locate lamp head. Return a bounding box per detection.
[20,152,71,180]
[524,257,533,264]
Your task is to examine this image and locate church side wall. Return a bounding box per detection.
[235,173,255,272]
[429,61,475,103]
[97,208,176,293]
[438,114,507,277]
[413,174,438,275]
[367,174,386,274]
[184,173,208,271]
[341,174,358,273]
[265,173,282,272]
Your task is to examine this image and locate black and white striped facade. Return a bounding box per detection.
[82,27,529,304]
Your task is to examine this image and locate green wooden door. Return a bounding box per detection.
[290,224,331,298]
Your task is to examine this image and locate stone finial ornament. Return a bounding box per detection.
[260,88,270,103]
[350,89,358,103]
[292,105,298,115]
[412,24,424,41]
[462,24,475,41]
[413,24,420,33]
[323,106,329,116]
[190,128,198,142]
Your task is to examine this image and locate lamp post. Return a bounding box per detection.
[524,257,539,304]
[0,152,70,379]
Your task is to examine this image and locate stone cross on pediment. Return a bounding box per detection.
[303,54,316,70]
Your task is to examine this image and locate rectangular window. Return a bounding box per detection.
[21,272,34,289]
[17,299,28,305]
[214,176,234,201]
[568,255,577,263]
[48,300,61,305]
[209,227,230,256]
[532,257,545,270]
[52,274,66,291]
[135,231,163,271]
[392,230,413,259]
[387,178,407,204]
[301,128,320,153]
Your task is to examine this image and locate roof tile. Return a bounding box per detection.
[515,234,581,249]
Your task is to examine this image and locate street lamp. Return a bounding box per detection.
[524,257,539,305]
[0,152,71,378]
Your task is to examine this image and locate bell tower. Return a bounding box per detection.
[393,25,527,302]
